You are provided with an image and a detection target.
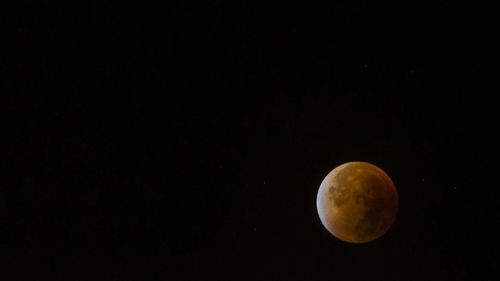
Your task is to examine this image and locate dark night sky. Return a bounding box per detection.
[1,1,500,280]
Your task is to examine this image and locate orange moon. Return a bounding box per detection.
[316,162,398,243]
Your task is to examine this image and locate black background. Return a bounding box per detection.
[2,1,499,280]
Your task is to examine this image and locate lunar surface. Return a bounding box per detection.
[316,162,398,243]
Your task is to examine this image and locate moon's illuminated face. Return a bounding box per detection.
[316,162,398,243]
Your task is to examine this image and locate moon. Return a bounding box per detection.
[316,161,398,243]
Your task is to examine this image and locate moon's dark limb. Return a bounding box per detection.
[317,162,398,243]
